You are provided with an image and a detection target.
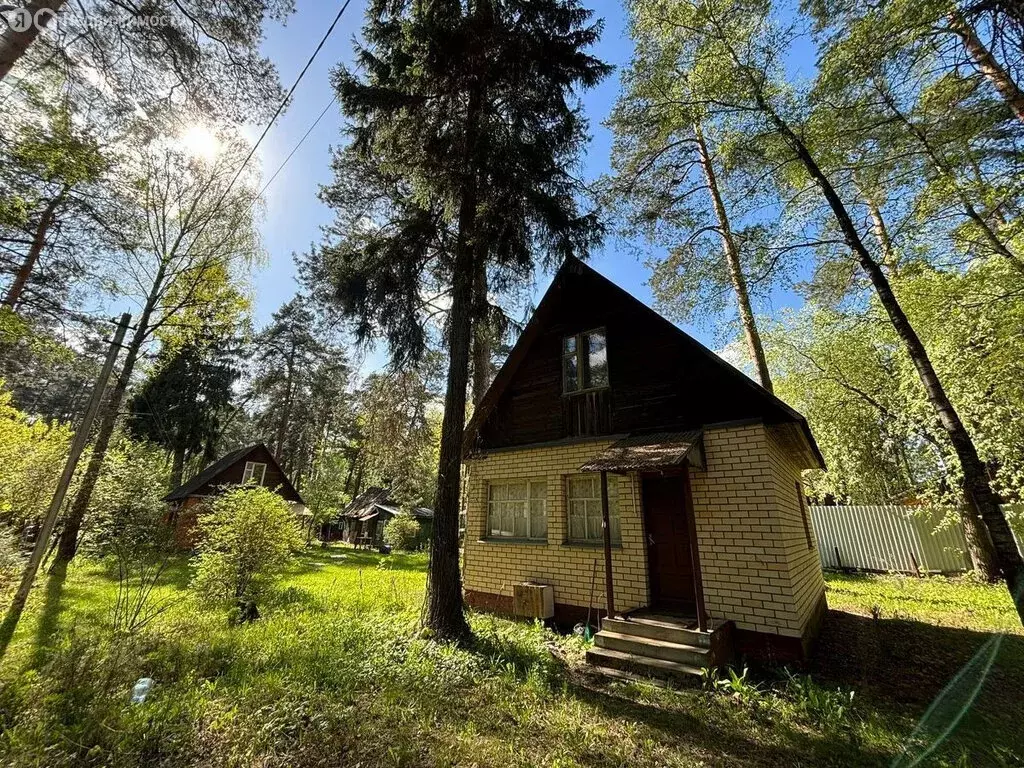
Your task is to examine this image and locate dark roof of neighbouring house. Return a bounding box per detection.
[164,443,304,504]
[338,487,434,521]
[463,257,825,469]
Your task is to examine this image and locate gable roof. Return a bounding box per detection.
[339,487,435,521]
[463,257,824,469]
[164,443,305,503]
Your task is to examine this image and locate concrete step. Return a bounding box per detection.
[595,630,711,666]
[602,615,713,647]
[586,646,705,684]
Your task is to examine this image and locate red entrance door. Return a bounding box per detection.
[642,474,696,614]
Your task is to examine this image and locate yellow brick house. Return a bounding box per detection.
[462,258,827,676]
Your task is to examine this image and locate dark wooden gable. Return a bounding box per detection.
[166,443,305,504]
[466,258,823,466]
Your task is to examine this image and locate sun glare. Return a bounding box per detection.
[180,124,221,161]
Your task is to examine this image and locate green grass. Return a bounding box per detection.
[0,552,1020,767]
[823,571,1022,633]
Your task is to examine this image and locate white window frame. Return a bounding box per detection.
[242,461,267,486]
[566,474,620,544]
[486,480,547,541]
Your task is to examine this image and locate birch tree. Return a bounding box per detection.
[54,129,261,564]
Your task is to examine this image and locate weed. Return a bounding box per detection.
[784,670,856,730]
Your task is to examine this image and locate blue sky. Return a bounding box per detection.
[250,0,811,375]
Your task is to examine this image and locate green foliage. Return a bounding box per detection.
[769,259,1024,504]
[248,295,352,488]
[127,338,240,485]
[84,436,171,558]
[352,363,442,508]
[316,0,611,366]
[825,571,1022,634]
[0,527,23,591]
[383,514,421,551]
[711,665,762,704]
[192,486,302,605]
[0,381,72,530]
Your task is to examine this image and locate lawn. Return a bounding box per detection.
[0,550,1021,767]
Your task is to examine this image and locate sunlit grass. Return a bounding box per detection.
[0,550,1019,766]
[824,571,1023,634]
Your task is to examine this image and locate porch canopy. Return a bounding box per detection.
[576,429,707,628]
[578,429,705,474]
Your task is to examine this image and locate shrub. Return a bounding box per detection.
[383,514,421,551]
[192,486,302,609]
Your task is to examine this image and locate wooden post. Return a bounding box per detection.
[682,465,707,632]
[0,313,130,660]
[600,470,616,619]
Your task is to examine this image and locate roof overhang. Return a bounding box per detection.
[579,430,705,473]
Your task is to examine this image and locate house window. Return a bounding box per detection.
[567,474,619,543]
[242,461,267,486]
[563,329,608,393]
[796,481,813,549]
[487,480,547,540]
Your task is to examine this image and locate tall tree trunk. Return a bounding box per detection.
[169,444,186,492]
[0,0,65,80]
[425,18,488,637]
[865,195,897,270]
[3,186,67,310]
[758,95,1024,621]
[276,346,295,464]
[948,11,1024,124]
[693,121,773,392]
[54,264,164,565]
[862,192,998,578]
[427,211,474,641]
[471,257,491,406]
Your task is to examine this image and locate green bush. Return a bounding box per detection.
[192,486,301,608]
[383,514,421,551]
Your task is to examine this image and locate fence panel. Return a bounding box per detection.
[804,504,1017,574]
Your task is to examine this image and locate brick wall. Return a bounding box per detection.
[765,424,827,634]
[463,440,649,614]
[464,423,825,642]
[689,423,825,638]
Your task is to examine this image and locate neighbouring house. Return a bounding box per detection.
[462,257,827,677]
[326,486,434,548]
[164,443,307,547]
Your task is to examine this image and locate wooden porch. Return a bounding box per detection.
[587,611,735,683]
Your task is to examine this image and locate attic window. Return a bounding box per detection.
[563,329,608,393]
[243,461,267,486]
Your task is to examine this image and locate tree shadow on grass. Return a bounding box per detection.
[811,610,1024,764]
[563,677,891,767]
[31,560,69,666]
[548,609,1023,767]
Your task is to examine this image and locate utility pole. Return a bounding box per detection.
[0,312,131,660]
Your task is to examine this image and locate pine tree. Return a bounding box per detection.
[318,0,610,639]
[127,337,240,491]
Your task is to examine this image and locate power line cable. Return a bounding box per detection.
[193,0,353,240]
[248,95,338,215]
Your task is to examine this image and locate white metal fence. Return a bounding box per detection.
[809,504,1024,574]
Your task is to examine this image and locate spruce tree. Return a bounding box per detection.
[317,0,610,639]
